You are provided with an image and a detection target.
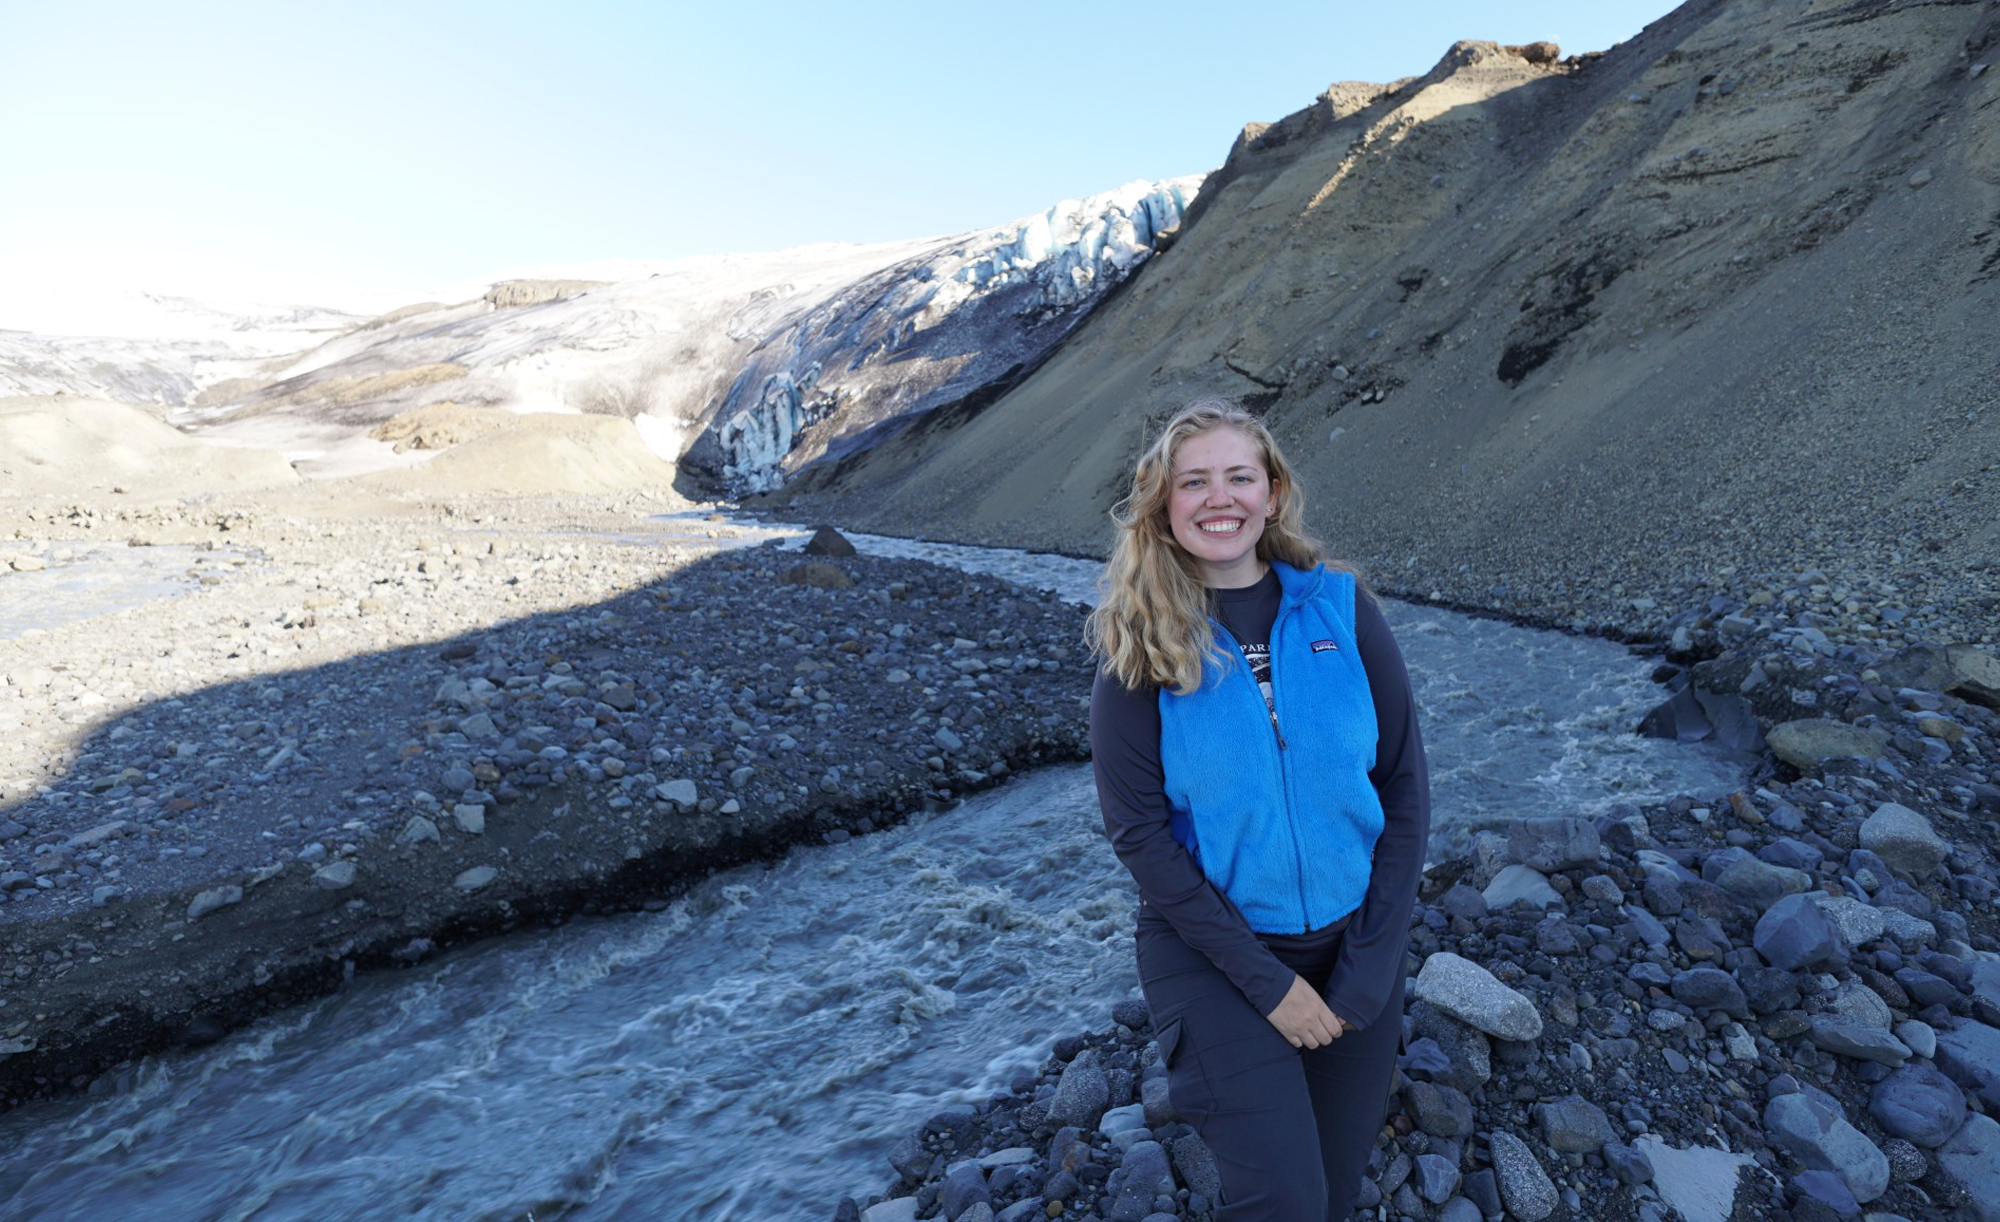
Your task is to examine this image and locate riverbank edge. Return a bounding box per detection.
[0,717,1091,1112]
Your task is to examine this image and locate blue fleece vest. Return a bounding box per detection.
[1157,561,1383,933]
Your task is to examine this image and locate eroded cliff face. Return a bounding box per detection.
[768,0,2000,636]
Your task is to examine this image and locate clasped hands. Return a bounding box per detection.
[1265,974,1351,1049]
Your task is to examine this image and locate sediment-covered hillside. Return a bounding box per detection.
[770,0,2000,644]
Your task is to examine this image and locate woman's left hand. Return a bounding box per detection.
[1264,974,1351,1049]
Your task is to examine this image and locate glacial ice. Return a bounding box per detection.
[707,176,1201,493]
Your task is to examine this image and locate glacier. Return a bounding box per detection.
[692,176,1202,493]
[0,177,1200,493]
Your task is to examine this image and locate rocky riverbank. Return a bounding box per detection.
[0,496,1093,1107]
[841,610,2000,1221]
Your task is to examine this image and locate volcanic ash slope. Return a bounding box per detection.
[770,0,2000,643]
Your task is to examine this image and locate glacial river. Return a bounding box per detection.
[0,522,1747,1221]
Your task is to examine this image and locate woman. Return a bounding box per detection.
[1086,399,1430,1220]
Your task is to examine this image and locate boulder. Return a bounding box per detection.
[1535,1094,1615,1153]
[1946,644,2000,707]
[1413,953,1544,1041]
[1753,893,1841,970]
[1934,1019,2000,1111]
[1767,720,1889,770]
[1938,1114,2000,1222]
[1763,1092,1888,1203]
[779,560,855,589]
[803,525,859,556]
[1486,1130,1557,1221]
[1805,1016,1909,1066]
[1482,864,1562,911]
[1046,1050,1110,1130]
[1507,817,1600,871]
[1858,803,1952,878]
[1868,1063,1968,1148]
[1701,847,1809,907]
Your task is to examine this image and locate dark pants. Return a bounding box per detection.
[1138,912,1404,1222]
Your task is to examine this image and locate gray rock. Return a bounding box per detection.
[399,815,441,844]
[1702,847,1809,907]
[1140,1074,1176,1129]
[803,525,858,557]
[1407,1080,1475,1137]
[1946,643,2000,706]
[862,1199,919,1222]
[1859,803,1951,878]
[1414,1152,1460,1204]
[941,1160,990,1221]
[1934,1019,2000,1111]
[452,865,497,891]
[1603,1140,1654,1185]
[451,804,486,834]
[186,884,243,920]
[1437,1198,1482,1222]
[1754,893,1841,970]
[1046,1049,1110,1130]
[1508,817,1600,871]
[1482,863,1563,911]
[1882,1137,1928,1183]
[654,777,698,807]
[1671,967,1750,1019]
[440,765,475,791]
[934,727,964,752]
[1938,1114,2000,1222]
[1824,978,1892,1029]
[1763,1092,1888,1203]
[778,560,854,589]
[1536,1094,1615,1153]
[1810,895,1887,950]
[1171,1133,1220,1201]
[1414,952,1544,1040]
[1880,906,1938,946]
[1968,959,2000,1011]
[1806,1015,1909,1065]
[1106,1140,1172,1222]
[1767,719,1888,769]
[1487,1130,1557,1221]
[1789,1169,1859,1218]
[1868,1063,1968,1148]
[310,860,356,890]
[1895,1019,1936,1059]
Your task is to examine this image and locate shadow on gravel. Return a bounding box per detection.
[0,545,1094,1109]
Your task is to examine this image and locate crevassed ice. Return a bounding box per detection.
[714,176,1201,494]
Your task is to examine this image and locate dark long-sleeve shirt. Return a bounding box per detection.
[1089,568,1431,1028]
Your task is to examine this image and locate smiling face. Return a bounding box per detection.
[1166,424,1278,588]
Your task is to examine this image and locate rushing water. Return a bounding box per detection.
[0,523,1747,1222]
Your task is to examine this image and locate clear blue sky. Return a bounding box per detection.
[0,0,1677,311]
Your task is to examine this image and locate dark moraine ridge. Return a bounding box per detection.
[0,544,1093,1110]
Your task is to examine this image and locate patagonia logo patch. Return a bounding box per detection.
[1310,639,1340,654]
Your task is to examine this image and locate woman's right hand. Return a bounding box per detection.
[1265,974,1347,1048]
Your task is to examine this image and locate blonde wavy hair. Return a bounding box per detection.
[1087,399,1334,695]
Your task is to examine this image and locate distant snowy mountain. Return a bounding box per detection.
[3,177,1199,490]
[0,293,367,406]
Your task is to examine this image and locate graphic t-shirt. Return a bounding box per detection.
[1212,567,1282,712]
